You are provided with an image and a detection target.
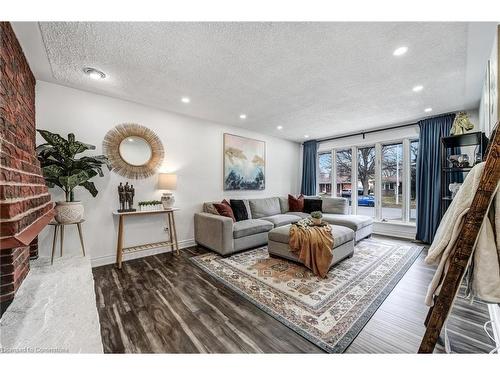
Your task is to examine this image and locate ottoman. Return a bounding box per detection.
[267,224,355,269]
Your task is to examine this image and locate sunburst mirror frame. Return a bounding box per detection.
[103,123,164,179]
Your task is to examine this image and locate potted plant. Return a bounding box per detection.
[310,211,323,225]
[36,130,111,224]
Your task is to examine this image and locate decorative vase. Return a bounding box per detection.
[161,193,175,209]
[55,201,84,224]
[311,217,322,226]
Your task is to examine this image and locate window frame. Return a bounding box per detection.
[317,136,419,225]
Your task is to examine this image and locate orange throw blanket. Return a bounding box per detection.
[289,220,334,278]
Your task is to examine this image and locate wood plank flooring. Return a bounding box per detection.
[92,237,496,353]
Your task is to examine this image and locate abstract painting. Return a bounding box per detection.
[223,133,265,190]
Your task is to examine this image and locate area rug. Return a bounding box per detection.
[191,237,423,353]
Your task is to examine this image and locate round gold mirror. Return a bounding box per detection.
[119,136,152,166]
[103,123,164,179]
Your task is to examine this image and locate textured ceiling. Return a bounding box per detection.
[29,22,493,141]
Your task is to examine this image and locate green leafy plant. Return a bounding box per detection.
[36,130,111,202]
[310,211,323,219]
[138,200,162,206]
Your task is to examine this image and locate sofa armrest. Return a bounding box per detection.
[194,213,234,255]
[322,197,349,215]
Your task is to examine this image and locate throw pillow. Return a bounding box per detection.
[288,194,304,212]
[203,202,220,215]
[230,199,249,222]
[213,199,236,222]
[303,198,322,214]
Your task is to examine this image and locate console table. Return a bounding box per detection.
[112,208,180,269]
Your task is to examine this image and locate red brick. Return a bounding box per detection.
[0,22,52,314]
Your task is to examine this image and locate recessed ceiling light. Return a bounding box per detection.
[181,97,190,103]
[304,135,310,139]
[393,46,408,56]
[277,126,283,130]
[83,67,106,80]
[239,114,247,119]
[412,85,424,92]
[424,107,433,113]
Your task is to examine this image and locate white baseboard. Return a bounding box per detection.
[372,221,416,240]
[90,238,196,268]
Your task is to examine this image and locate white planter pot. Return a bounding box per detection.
[55,201,84,224]
[311,217,322,226]
[161,193,175,209]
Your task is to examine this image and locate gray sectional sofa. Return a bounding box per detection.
[194,196,373,256]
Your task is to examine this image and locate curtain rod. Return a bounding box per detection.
[314,111,458,144]
[316,121,418,143]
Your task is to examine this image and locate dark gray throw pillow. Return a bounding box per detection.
[303,198,322,214]
[230,199,249,222]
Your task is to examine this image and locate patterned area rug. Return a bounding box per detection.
[191,237,423,353]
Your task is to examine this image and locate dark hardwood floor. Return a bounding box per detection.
[92,237,496,353]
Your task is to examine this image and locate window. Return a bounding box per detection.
[318,136,418,224]
[381,143,403,221]
[357,146,375,217]
[410,140,419,222]
[318,152,332,196]
[336,149,352,213]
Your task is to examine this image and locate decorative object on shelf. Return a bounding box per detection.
[447,154,470,168]
[223,133,265,190]
[310,211,323,226]
[117,182,136,212]
[440,131,488,218]
[138,200,163,211]
[113,208,180,269]
[448,183,462,199]
[103,123,164,179]
[36,130,111,224]
[450,112,474,135]
[158,173,177,209]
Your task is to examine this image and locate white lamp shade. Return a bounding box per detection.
[158,173,177,190]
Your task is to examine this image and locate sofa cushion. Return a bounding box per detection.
[303,198,322,213]
[261,214,301,227]
[286,211,309,219]
[288,194,304,212]
[268,224,354,247]
[249,197,281,219]
[230,199,249,222]
[203,202,220,215]
[278,196,289,213]
[213,200,236,222]
[233,219,274,239]
[322,214,373,231]
[321,197,349,215]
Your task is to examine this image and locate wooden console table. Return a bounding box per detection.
[112,208,179,269]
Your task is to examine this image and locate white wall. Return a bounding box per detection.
[36,81,301,266]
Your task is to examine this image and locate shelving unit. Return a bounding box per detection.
[440,131,488,217]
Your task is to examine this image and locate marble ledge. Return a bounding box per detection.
[0,255,103,353]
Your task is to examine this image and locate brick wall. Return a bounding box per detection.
[0,22,54,316]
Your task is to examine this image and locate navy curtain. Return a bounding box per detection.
[301,140,318,195]
[416,113,456,243]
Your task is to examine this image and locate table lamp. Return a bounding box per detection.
[158,173,177,209]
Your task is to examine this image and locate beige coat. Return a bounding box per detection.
[425,162,500,306]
